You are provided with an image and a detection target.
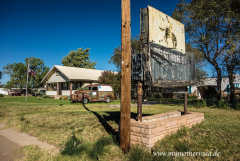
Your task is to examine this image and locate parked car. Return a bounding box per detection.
[33,90,45,96]
[70,84,114,103]
[10,91,22,96]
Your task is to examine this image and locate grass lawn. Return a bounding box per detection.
[0,96,240,160]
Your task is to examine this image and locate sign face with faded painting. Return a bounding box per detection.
[148,6,185,52]
[132,6,197,88]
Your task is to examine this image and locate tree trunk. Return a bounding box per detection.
[115,91,120,100]
[216,67,222,102]
[228,70,235,102]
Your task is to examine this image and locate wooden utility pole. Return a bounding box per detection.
[120,0,131,152]
[137,82,142,122]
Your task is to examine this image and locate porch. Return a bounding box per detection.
[45,81,85,96]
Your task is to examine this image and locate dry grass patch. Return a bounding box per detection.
[1,96,240,160]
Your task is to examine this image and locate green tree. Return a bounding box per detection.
[186,43,208,84]
[25,57,50,89]
[62,48,96,69]
[3,57,49,89]
[0,71,3,86]
[222,44,240,101]
[109,35,141,71]
[3,63,27,89]
[172,0,240,101]
[98,71,121,99]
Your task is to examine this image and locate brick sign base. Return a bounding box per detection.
[130,111,204,149]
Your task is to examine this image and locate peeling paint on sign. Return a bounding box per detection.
[148,6,185,52]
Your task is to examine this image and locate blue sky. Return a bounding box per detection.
[0,0,210,84]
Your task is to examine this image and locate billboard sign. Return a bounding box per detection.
[148,6,185,52]
[134,6,197,88]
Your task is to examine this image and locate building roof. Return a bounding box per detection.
[197,74,240,87]
[41,65,104,83]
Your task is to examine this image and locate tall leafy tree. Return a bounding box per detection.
[109,34,141,71]
[172,0,240,101]
[3,57,49,89]
[222,44,240,101]
[61,48,96,69]
[0,71,2,81]
[0,71,3,86]
[3,63,27,89]
[186,43,208,84]
[0,71,2,80]
[98,71,121,99]
[25,57,50,89]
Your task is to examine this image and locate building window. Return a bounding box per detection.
[61,82,68,90]
[74,81,82,90]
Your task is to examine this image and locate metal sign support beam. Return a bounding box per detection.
[137,82,143,122]
[184,87,188,114]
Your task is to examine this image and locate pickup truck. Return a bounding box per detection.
[70,84,114,103]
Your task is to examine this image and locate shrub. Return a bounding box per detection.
[154,93,162,98]
[59,98,62,100]
[147,93,155,100]
[235,103,240,110]
[187,95,198,99]
[211,97,218,106]
[0,94,4,97]
[195,100,203,108]
[60,133,115,159]
[60,132,84,155]
[77,87,84,91]
[43,95,50,99]
[19,115,25,121]
[202,99,207,107]
[173,93,181,99]
[190,99,207,108]
[128,145,152,161]
[218,100,230,109]
[89,135,114,160]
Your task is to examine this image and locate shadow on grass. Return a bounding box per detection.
[81,102,152,144]
[60,132,117,160]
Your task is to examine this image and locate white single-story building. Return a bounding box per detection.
[188,74,240,98]
[0,88,9,95]
[41,65,104,96]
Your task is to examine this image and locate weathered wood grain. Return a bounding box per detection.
[120,0,131,153]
